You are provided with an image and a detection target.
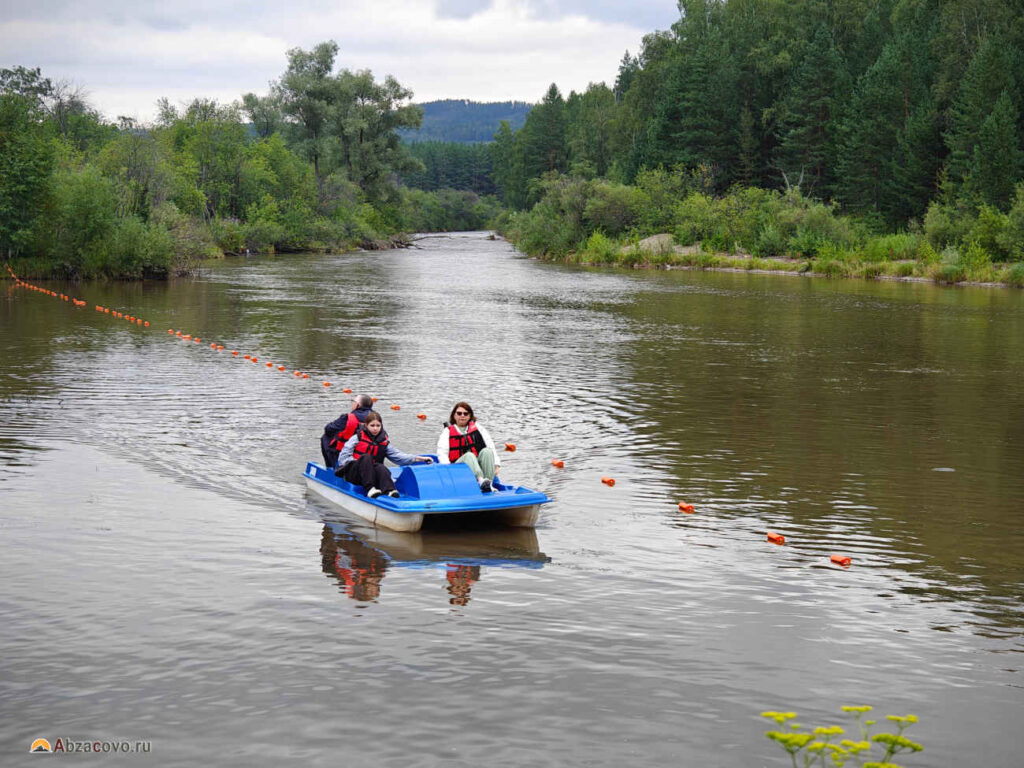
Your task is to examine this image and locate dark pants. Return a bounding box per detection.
[341,454,395,493]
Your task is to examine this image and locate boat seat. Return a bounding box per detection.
[394,462,481,500]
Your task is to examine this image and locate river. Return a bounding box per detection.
[2,231,1022,766]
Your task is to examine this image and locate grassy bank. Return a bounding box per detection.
[495,174,1024,288]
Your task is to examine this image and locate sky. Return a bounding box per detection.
[0,0,682,123]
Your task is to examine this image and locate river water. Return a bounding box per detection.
[2,232,1022,766]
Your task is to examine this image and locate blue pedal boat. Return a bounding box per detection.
[303,457,551,532]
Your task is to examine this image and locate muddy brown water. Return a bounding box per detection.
[2,232,1022,766]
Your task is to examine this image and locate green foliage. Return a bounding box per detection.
[583,180,641,235]
[396,188,501,233]
[402,141,495,195]
[862,234,921,262]
[0,94,55,257]
[762,706,923,768]
[581,230,619,263]
[1004,262,1024,287]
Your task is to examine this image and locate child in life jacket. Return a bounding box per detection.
[334,411,432,498]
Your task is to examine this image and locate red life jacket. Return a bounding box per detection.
[352,426,389,463]
[329,412,361,451]
[448,423,487,463]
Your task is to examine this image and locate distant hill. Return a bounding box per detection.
[400,99,532,144]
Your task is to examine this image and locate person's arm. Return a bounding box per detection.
[385,444,431,466]
[436,429,451,464]
[335,433,359,468]
[476,423,501,468]
[323,413,347,438]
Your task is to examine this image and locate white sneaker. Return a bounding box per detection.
[387,490,400,498]
[367,487,382,499]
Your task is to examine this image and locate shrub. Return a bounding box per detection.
[1004,262,1024,287]
[582,230,619,263]
[894,261,916,277]
[958,239,992,271]
[1000,185,1024,260]
[968,205,1010,260]
[788,228,821,258]
[929,262,966,283]
[583,181,641,236]
[862,233,921,262]
[673,192,716,245]
[813,258,852,277]
[751,224,787,257]
[923,201,971,250]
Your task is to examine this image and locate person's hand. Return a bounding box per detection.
[416,456,433,464]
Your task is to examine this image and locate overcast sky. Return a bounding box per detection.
[0,0,681,122]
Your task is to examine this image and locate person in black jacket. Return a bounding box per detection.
[321,394,373,467]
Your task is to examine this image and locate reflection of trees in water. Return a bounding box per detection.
[618,277,1024,634]
[320,526,390,602]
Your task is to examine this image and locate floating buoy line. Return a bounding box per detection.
[5,264,853,569]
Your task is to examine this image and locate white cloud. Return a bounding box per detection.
[0,0,672,122]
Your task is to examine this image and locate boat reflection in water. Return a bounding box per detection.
[319,519,549,606]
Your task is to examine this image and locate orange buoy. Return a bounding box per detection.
[342,388,352,394]
[390,404,400,410]
[830,554,852,567]
[232,351,239,356]
[551,459,564,468]
[278,365,285,371]
[293,371,301,377]
[144,321,149,327]
[323,382,331,387]
[601,476,616,486]
[194,338,200,343]
[251,357,258,363]
[302,374,309,379]
[243,354,251,359]
[105,308,110,313]
[416,413,427,420]
[266,362,273,367]
[371,396,378,402]
[678,503,695,513]
[210,343,217,349]
[216,344,222,350]
[504,443,516,452]
[767,532,785,544]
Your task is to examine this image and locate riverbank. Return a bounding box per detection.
[541,233,1024,289]
[495,177,1024,290]
[2,232,416,282]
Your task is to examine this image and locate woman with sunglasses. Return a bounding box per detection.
[436,401,500,493]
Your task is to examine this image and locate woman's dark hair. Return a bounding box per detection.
[363,410,382,425]
[449,401,475,423]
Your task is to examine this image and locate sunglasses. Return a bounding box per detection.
[454,410,470,416]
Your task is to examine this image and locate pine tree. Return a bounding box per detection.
[965,90,1024,209]
[944,37,1018,190]
[772,25,851,196]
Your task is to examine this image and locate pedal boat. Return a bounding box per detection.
[303,458,551,532]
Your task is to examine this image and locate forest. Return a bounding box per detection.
[5,1,1024,284]
[489,0,1024,285]
[0,43,500,279]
